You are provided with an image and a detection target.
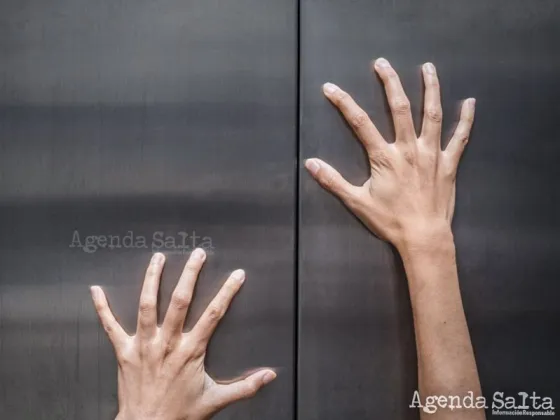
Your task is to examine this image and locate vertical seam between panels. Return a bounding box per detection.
[294,0,302,418]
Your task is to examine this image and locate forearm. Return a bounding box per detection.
[397,225,484,419]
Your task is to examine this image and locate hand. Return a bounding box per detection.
[90,250,276,420]
[305,58,475,250]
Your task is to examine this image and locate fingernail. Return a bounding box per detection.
[375,57,390,68]
[191,248,206,261]
[468,97,476,107]
[322,82,338,95]
[423,62,435,74]
[305,159,321,175]
[262,370,277,385]
[231,269,245,284]
[152,252,164,264]
[90,286,101,300]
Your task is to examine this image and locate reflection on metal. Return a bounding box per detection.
[1,1,560,419]
[299,1,560,419]
[0,1,296,419]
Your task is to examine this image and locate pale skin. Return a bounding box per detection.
[305,58,485,419]
[90,249,276,420]
[90,57,482,419]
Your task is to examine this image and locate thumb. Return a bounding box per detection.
[209,369,277,409]
[305,158,359,205]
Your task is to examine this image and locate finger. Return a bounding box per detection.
[322,82,385,153]
[445,98,476,164]
[373,58,416,142]
[137,253,165,339]
[90,286,128,348]
[191,269,245,346]
[305,158,360,206]
[420,62,443,144]
[208,369,277,409]
[161,248,206,341]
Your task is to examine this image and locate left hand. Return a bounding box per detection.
[91,250,276,420]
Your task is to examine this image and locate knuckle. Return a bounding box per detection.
[334,90,349,104]
[342,188,361,209]
[171,292,192,310]
[425,106,442,123]
[391,98,411,115]
[177,337,197,356]
[441,159,458,179]
[188,337,208,358]
[423,148,438,161]
[321,171,336,191]
[190,340,206,357]
[206,305,224,323]
[163,340,175,356]
[349,112,370,130]
[146,266,160,278]
[116,349,134,366]
[402,150,416,166]
[139,298,156,314]
[184,262,200,275]
[418,143,437,160]
[370,150,393,169]
[455,133,469,145]
[464,113,475,124]
[386,68,399,80]
[444,169,457,181]
[245,380,260,397]
[94,300,106,312]
[426,76,440,88]
[102,321,113,336]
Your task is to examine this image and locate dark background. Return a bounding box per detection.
[299,1,560,419]
[0,1,296,419]
[1,1,559,419]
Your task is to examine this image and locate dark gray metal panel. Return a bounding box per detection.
[0,1,296,419]
[299,1,560,419]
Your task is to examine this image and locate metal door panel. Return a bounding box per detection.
[299,1,560,419]
[0,1,296,419]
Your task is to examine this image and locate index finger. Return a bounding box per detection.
[322,82,386,154]
[190,269,245,347]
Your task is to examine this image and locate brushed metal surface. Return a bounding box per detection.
[299,1,560,419]
[0,1,296,419]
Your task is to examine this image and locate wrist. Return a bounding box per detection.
[116,413,167,420]
[395,222,459,295]
[394,221,455,256]
[116,411,203,420]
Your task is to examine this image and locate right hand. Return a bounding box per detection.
[305,59,475,250]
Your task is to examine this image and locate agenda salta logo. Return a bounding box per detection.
[410,390,555,416]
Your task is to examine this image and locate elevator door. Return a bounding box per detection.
[299,1,560,419]
[0,1,296,419]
